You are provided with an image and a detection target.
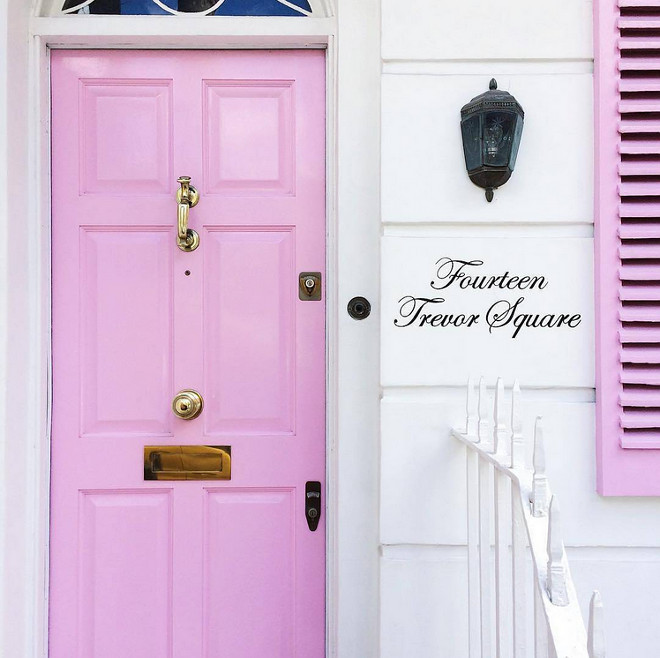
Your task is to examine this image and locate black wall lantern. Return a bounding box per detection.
[460,79,524,202]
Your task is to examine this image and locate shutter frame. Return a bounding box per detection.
[595,0,660,494]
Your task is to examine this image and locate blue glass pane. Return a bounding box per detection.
[76,0,312,14]
[121,0,169,14]
[214,0,310,15]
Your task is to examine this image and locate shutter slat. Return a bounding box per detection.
[618,16,660,29]
[619,161,660,176]
[619,202,660,217]
[621,346,660,363]
[621,368,660,385]
[619,80,660,92]
[619,0,660,7]
[619,59,660,71]
[619,243,660,258]
[620,224,660,239]
[620,264,660,280]
[620,284,660,300]
[619,100,660,114]
[619,307,660,322]
[621,411,660,428]
[619,36,660,49]
[619,121,660,134]
[620,432,660,449]
[619,141,660,155]
[620,327,660,342]
[620,390,660,407]
[618,181,660,197]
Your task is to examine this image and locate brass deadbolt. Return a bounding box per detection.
[172,389,204,420]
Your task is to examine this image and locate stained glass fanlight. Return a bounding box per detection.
[60,0,313,16]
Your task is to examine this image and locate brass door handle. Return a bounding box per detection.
[176,176,200,252]
[172,389,204,420]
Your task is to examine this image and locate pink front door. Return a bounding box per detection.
[50,49,326,658]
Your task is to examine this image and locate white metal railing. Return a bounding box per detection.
[451,377,606,658]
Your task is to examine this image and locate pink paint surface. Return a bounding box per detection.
[51,50,326,655]
[595,1,660,494]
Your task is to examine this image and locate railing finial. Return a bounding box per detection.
[546,496,569,606]
[466,376,477,437]
[588,590,606,658]
[493,377,508,459]
[477,377,492,450]
[531,417,549,517]
[510,379,524,468]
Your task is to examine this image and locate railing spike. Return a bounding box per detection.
[546,496,569,606]
[588,590,606,658]
[466,376,477,438]
[493,377,508,460]
[477,377,492,450]
[531,417,549,517]
[510,379,524,469]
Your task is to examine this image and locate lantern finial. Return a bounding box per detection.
[489,78,497,90]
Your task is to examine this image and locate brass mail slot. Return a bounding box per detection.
[144,445,231,481]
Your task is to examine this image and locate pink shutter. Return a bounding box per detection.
[596,0,660,494]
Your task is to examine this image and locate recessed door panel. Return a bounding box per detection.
[50,49,326,658]
[203,80,295,195]
[78,490,173,658]
[81,80,173,195]
[204,489,295,657]
[204,227,295,435]
[80,227,173,437]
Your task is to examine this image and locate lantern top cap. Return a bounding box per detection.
[460,78,524,120]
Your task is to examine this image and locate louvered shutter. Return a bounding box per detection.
[596,0,660,494]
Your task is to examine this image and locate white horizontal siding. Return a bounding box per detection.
[382,0,593,62]
[381,396,660,547]
[381,545,660,658]
[381,236,595,388]
[382,73,594,224]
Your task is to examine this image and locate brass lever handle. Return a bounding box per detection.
[176,176,200,252]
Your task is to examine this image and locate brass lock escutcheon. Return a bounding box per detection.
[176,176,200,252]
[172,389,204,420]
[299,272,322,301]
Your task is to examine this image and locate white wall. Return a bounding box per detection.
[379,1,660,656]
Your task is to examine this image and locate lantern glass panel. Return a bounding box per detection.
[461,114,482,172]
[482,110,516,168]
[509,114,524,170]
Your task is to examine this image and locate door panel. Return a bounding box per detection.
[78,490,173,658]
[50,49,326,658]
[204,488,295,657]
[80,227,173,437]
[203,228,295,435]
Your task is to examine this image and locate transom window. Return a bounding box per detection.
[44,0,318,16]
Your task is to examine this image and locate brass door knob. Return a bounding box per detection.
[172,389,204,420]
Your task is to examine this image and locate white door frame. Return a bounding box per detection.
[0,4,381,657]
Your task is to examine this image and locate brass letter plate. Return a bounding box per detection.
[144,445,231,481]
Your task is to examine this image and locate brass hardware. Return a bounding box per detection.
[144,445,231,481]
[176,176,200,252]
[172,389,204,420]
[299,272,322,301]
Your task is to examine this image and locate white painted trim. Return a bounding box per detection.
[0,2,381,656]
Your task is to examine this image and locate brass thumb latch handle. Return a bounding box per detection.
[172,389,204,420]
[176,176,200,252]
